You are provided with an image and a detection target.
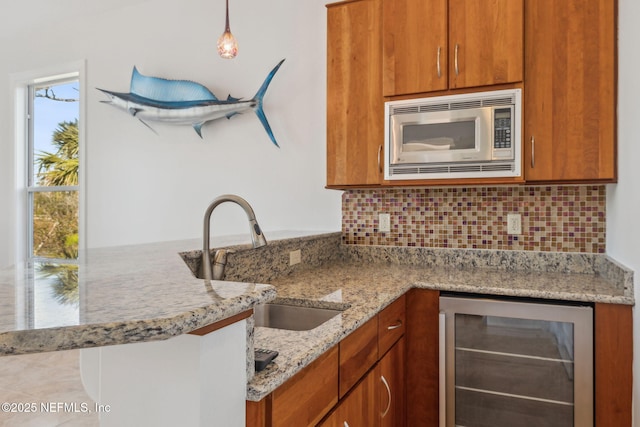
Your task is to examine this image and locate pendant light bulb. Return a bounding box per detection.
[217,0,238,59]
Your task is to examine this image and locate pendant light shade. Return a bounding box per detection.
[217,0,238,59]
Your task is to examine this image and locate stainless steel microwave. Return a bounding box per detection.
[384,89,522,180]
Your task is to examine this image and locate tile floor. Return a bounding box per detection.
[0,350,98,426]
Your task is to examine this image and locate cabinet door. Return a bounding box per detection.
[326,0,384,187]
[270,346,339,427]
[405,289,440,426]
[320,367,379,427]
[524,0,616,182]
[448,0,523,89]
[382,0,448,96]
[594,303,632,426]
[379,337,405,427]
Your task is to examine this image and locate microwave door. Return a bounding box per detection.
[392,108,492,165]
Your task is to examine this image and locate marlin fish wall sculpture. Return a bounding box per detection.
[98,59,285,147]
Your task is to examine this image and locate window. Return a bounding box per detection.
[12,67,83,328]
[27,75,80,262]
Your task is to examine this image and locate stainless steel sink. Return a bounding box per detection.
[254,303,343,331]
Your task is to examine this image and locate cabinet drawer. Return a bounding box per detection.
[271,346,339,427]
[378,294,406,356]
[339,316,379,398]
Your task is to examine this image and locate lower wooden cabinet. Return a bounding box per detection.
[320,338,405,427]
[319,367,379,427]
[379,337,405,427]
[248,290,632,427]
[248,297,405,427]
[405,289,440,426]
[246,346,339,427]
[594,302,633,426]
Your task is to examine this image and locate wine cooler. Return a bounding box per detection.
[439,295,593,427]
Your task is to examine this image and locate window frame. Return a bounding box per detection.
[12,61,86,265]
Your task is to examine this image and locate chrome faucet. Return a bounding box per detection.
[201,194,267,280]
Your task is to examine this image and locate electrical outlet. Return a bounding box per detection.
[379,213,391,233]
[507,214,522,235]
[289,249,301,266]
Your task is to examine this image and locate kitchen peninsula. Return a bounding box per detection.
[0,232,634,426]
[0,234,282,426]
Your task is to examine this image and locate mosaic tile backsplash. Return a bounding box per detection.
[342,186,606,254]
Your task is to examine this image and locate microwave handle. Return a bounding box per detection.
[530,136,535,168]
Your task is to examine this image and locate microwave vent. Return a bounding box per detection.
[481,96,516,107]
[389,162,515,178]
[392,105,420,114]
[450,100,482,110]
[389,92,517,116]
[419,103,450,113]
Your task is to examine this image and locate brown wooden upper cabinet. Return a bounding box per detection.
[382,0,524,97]
[524,0,617,182]
[326,0,384,187]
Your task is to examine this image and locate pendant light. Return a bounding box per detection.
[217,0,238,59]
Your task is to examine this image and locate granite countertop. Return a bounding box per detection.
[0,230,633,402]
[0,234,308,356]
[245,234,634,401]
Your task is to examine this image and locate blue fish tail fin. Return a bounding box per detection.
[255,108,278,148]
[252,59,285,147]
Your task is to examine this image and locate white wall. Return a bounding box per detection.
[608,0,639,421]
[0,0,342,267]
[2,0,638,419]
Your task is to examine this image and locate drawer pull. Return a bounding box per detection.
[387,320,403,330]
[381,375,392,417]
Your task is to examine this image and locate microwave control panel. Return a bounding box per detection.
[493,108,512,150]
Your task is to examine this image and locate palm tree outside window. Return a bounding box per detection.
[28,78,79,262]
[23,76,81,324]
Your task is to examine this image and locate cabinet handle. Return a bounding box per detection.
[439,312,446,427]
[377,144,383,174]
[387,320,402,330]
[437,46,442,78]
[530,136,535,169]
[343,422,349,427]
[381,375,392,418]
[454,44,459,76]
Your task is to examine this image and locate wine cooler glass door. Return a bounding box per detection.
[439,296,593,427]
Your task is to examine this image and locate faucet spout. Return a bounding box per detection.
[201,194,267,280]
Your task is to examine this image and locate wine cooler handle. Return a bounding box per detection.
[439,312,446,427]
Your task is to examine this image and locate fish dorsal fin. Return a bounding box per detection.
[130,66,218,102]
[226,94,241,102]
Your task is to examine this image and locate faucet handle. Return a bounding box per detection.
[212,249,236,280]
[213,248,235,263]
